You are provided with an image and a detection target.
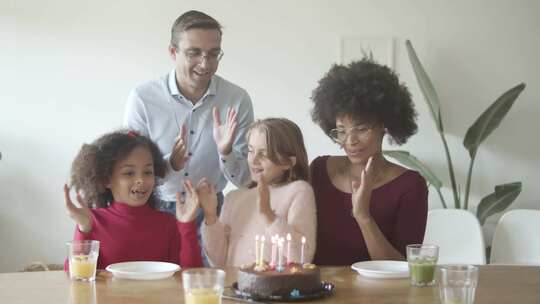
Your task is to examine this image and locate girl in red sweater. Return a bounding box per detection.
[64,130,203,269]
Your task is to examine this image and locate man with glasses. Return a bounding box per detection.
[123,11,254,261]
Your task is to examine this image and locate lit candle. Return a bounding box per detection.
[277,238,284,270]
[270,236,276,267]
[260,236,266,266]
[255,235,260,266]
[286,233,291,265]
[301,236,306,265]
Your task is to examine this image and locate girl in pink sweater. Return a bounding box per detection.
[64,130,203,270]
[187,118,316,267]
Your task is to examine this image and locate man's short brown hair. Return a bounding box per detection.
[170,10,222,47]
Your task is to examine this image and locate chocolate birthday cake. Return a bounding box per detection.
[237,263,321,298]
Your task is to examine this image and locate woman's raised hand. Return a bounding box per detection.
[176,180,201,223]
[63,184,92,233]
[351,156,378,221]
[212,107,238,156]
[256,175,276,224]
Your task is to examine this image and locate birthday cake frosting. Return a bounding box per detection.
[237,263,321,298]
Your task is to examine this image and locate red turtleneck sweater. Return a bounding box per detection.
[67,202,202,269]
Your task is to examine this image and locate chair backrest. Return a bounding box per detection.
[423,209,486,265]
[490,209,540,265]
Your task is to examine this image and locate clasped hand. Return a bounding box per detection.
[170,107,238,171]
[182,178,218,225]
[255,174,276,225]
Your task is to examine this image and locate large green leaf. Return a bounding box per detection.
[405,40,443,132]
[476,182,522,225]
[383,150,442,189]
[463,83,525,158]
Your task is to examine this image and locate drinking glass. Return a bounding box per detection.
[68,281,96,304]
[182,268,225,304]
[406,244,439,286]
[67,240,100,282]
[438,265,479,304]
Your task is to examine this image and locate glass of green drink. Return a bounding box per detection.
[406,244,439,286]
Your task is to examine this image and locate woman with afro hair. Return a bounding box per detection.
[310,58,428,265]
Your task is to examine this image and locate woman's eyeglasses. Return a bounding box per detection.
[329,125,374,144]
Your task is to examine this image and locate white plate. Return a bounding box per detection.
[106,261,180,280]
[351,260,409,279]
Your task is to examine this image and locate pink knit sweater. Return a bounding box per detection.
[201,180,316,267]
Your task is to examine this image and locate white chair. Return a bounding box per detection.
[490,209,540,265]
[423,209,486,265]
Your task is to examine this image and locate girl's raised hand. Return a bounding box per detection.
[212,107,238,156]
[196,178,218,225]
[176,180,201,223]
[63,184,92,233]
[351,156,378,221]
[256,175,276,224]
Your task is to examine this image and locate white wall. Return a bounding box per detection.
[1,0,539,272]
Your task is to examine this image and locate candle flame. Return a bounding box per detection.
[301,236,306,244]
[286,233,291,241]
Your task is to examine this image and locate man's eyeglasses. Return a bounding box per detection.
[329,125,374,144]
[178,48,224,63]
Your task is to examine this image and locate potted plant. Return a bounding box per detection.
[384,40,525,226]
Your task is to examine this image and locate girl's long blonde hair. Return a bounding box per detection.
[246,118,309,187]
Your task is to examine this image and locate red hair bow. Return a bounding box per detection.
[127,131,140,138]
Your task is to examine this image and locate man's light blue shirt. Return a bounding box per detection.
[123,69,254,201]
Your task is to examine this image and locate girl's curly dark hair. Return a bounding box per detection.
[70,130,167,208]
[310,58,418,145]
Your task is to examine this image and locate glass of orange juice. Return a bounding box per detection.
[182,268,225,304]
[69,281,96,304]
[67,240,100,281]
